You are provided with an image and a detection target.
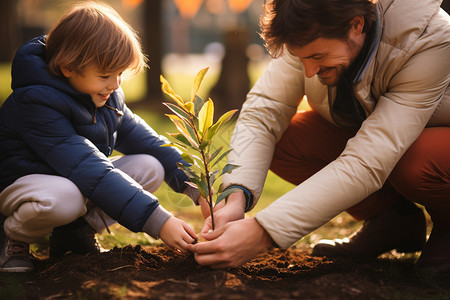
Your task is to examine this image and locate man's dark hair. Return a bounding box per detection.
[260,0,377,57]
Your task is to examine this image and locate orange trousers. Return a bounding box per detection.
[270,110,450,228]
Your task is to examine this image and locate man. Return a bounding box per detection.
[189,0,450,275]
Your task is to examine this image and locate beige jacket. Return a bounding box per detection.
[222,0,450,248]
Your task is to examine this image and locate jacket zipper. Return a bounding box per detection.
[92,104,123,124]
[103,115,111,156]
[105,104,124,117]
[92,104,123,156]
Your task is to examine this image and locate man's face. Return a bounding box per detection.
[287,16,366,86]
[61,65,125,107]
[288,37,363,86]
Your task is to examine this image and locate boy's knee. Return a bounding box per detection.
[31,177,86,225]
[3,178,86,242]
[138,155,165,192]
[45,186,86,225]
[115,154,165,192]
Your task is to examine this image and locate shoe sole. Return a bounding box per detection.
[312,241,424,261]
[0,266,34,272]
[395,241,425,253]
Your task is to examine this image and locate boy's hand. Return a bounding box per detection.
[159,216,198,254]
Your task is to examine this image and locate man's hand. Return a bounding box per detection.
[198,195,214,219]
[200,191,246,234]
[159,216,198,254]
[188,218,273,268]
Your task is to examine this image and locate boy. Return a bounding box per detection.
[0,2,200,272]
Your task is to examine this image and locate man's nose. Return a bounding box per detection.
[301,60,320,78]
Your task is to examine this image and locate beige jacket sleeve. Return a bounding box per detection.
[221,51,305,201]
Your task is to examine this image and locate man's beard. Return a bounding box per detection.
[317,65,347,86]
[319,38,362,86]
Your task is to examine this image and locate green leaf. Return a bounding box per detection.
[198,99,214,135]
[199,139,210,151]
[178,163,200,181]
[161,75,184,107]
[209,169,220,187]
[198,173,210,199]
[162,140,188,153]
[211,148,233,168]
[167,133,190,147]
[190,157,203,171]
[206,109,238,141]
[193,95,204,116]
[184,121,200,148]
[185,102,195,115]
[215,187,242,206]
[166,114,199,148]
[220,163,240,176]
[181,153,194,164]
[185,181,198,190]
[208,146,223,164]
[191,67,209,102]
[163,102,191,124]
[189,162,203,176]
[166,114,188,134]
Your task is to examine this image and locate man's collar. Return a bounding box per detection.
[353,7,381,84]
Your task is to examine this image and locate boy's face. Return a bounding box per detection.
[61,65,124,107]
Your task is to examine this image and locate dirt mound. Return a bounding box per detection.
[1,245,449,299]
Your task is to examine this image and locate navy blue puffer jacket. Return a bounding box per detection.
[0,36,190,233]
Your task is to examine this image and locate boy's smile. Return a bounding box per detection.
[61,65,125,107]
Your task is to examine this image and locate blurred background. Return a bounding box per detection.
[1,0,444,252]
[0,0,271,116]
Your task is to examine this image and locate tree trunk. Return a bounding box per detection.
[0,0,20,62]
[208,27,250,118]
[142,0,164,106]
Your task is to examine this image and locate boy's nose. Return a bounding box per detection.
[108,76,121,90]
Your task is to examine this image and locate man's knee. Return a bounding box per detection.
[391,127,450,202]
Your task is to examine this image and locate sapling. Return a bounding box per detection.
[160,67,240,230]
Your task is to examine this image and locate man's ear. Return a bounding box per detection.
[60,66,73,78]
[351,16,365,35]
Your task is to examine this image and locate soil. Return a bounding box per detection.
[1,245,449,299]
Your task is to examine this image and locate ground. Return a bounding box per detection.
[1,244,449,299]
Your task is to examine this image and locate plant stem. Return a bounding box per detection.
[189,115,215,230]
[201,148,215,231]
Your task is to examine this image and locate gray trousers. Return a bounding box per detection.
[0,154,165,243]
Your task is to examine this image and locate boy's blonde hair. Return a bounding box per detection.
[46,1,146,77]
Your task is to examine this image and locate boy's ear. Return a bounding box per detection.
[60,66,73,78]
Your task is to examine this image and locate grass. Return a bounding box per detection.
[0,63,12,102]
